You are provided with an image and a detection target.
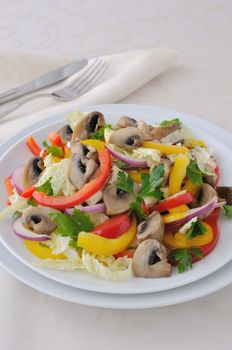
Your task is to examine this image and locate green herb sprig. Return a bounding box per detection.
[117,164,164,221]
[186,160,203,185]
[187,219,207,240]
[49,209,94,248]
[170,248,203,273]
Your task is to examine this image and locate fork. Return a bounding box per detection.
[0,58,107,119]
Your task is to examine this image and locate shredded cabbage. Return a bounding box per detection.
[0,190,29,220]
[82,250,133,281]
[35,158,76,196]
[34,248,133,281]
[179,217,198,233]
[65,110,86,130]
[191,146,217,176]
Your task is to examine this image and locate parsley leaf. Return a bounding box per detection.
[117,165,164,221]
[42,140,63,157]
[13,211,22,220]
[187,219,207,240]
[28,198,38,206]
[170,248,203,273]
[160,118,181,126]
[36,179,53,195]
[186,160,203,184]
[91,124,112,140]
[223,205,232,218]
[115,160,130,169]
[49,209,94,245]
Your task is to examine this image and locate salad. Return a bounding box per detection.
[1,110,232,281]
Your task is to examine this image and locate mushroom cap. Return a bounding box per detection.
[109,126,142,150]
[191,183,218,208]
[70,141,97,160]
[160,158,172,186]
[72,111,105,140]
[22,206,58,234]
[137,211,164,242]
[69,154,98,189]
[23,157,45,189]
[57,124,73,144]
[103,183,133,215]
[137,121,153,141]
[132,239,171,278]
[151,123,180,140]
[115,116,137,129]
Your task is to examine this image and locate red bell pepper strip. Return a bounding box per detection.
[115,248,135,259]
[48,131,63,147]
[21,186,36,198]
[4,176,14,196]
[215,165,220,187]
[48,131,65,156]
[26,136,41,156]
[93,213,132,239]
[152,192,193,213]
[32,148,111,209]
[192,208,219,263]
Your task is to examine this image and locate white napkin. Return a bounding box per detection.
[0,48,178,143]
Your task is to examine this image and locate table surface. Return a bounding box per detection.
[0,1,232,349]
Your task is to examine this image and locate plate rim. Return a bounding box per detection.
[0,103,232,295]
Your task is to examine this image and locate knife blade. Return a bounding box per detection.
[0,58,88,105]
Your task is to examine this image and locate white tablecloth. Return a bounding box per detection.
[0,1,232,349]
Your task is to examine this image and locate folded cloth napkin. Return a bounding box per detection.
[0,48,178,144]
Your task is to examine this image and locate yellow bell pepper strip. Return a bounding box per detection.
[163,222,213,249]
[77,216,137,256]
[81,139,106,151]
[33,148,111,209]
[126,169,150,183]
[169,154,190,195]
[142,141,188,155]
[169,204,189,214]
[162,212,186,224]
[25,240,66,259]
[184,138,206,148]
[182,179,199,196]
[175,222,213,247]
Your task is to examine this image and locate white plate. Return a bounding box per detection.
[0,104,232,295]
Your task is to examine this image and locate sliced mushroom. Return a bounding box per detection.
[72,111,105,140]
[203,174,217,188]
[190,183,218,208]
[109,126,142,150]
[69,154,98,189]
[151,123,180,140]
[132,239,171,278]
[137,121,153,140]
[115,116,137,129]
[22,206,58,234]
[160,158,172,186]
[216,186,232,205]
[137,212,164,242]
[23,157,45,188]
[103,183,134,215]
[70,141,97,160]
[57,124,73,144]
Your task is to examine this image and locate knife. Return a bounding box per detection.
[0,58,88,105]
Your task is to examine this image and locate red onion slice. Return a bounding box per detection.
[165,196,219,231]
[106,145,148,168]
[65,203,106,215]
[13,217,50,241]
[11,165,25,193]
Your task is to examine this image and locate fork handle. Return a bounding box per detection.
[0,93,52,119]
